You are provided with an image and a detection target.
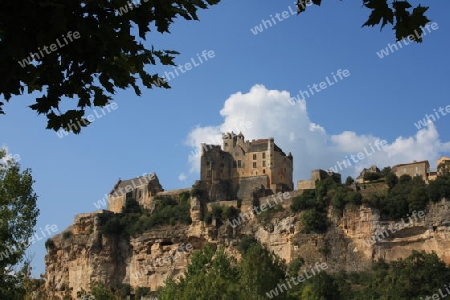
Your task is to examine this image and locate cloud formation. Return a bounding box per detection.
[181,84,450,183]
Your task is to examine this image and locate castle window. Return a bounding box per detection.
[220,163,224,168]
[253,154,257,160]
[224,143,228,146]
[206,161,210,166]
[253,162,257,168]
[233,161,237,168]
[263,161,266,167]
[263,152,266,159]
[207,170,211,178]
[138,190,142,199]
[263,169,266,174]
[238,160,242,168]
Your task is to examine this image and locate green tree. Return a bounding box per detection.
[344,176,354,186]
[297,0,430,42]
[428,175,450,202]
[301,209,329,233]
[380,166,392,178]
[158,244,240,300]
[238,242,287,299]
[0,150,39,299]
[385,171,398,189]
[0,0,219,133]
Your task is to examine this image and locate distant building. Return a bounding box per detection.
[108,173,163,213]
[297,169,341,190]
[200,132,293,201]
[437,156,450,176]
[391,160,430,182]
[356,165,381,183]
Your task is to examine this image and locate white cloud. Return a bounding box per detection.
[178,173,187,182]
[182,84,450,182]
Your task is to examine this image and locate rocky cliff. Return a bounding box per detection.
[43,193,450,299]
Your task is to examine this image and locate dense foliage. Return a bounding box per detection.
[364,173,450,220]
[156,239,450,300]
[0,150,39,299]
[204,203,240,225]
[0,0,220,132]
[298,0,430,42]
[98,193,191,236]
[292,169,450,223]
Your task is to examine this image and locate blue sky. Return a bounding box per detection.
[1,0,450,277]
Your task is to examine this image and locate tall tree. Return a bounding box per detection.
[0,149,39,299]
[0,0,219,133]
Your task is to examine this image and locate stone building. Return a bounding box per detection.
[200,132,293,201]
[437,156,450,176]
[391,160,430,182]
[356,165,381,183]
[107,173,164,213]
[297,169,341,190]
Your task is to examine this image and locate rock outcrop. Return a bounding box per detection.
[43,192,450,299]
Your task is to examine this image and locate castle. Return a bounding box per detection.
[199,132,293,201]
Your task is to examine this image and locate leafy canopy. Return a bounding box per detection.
[0,0,219,133]
[297,0,430,42]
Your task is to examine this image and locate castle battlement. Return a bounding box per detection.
[199,132,293,201]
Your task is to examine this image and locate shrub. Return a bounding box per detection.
[210,204,223,219]
[98,195,192,237]
[45,238,56,250]
[300,209,329,233]
[345,176,354,186]
[204,212,213,224]
[291,190,317,212]
[191,186,202,197]
[288,257,305,276]
[363,172,382,181]
[62,230,72,240]
[135,286,151,298]
[237,235,258,255]
[222,205,240,221]
[257,203,284,224]
[237,198,242,208]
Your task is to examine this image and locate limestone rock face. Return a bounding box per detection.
[44,197,450,299]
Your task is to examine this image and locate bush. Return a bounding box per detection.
[237,235,258,255]
[62,230,72,240]
[237,198,242,208]
[222,205,240,221]
[45,238,55,250]
[291,190,317,212]
[363,172,382,181]
[345,176,354,186]
[257,203,284,224]
[135,286,150,298]
[301,209,329,233]
[288,257,305,276]
[211,204,224,220]
[98,195,192,237]
[191,186,202,197]
[204,212,213,224]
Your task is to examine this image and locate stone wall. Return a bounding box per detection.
[236,175,269,200]
[297,179,315,190]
